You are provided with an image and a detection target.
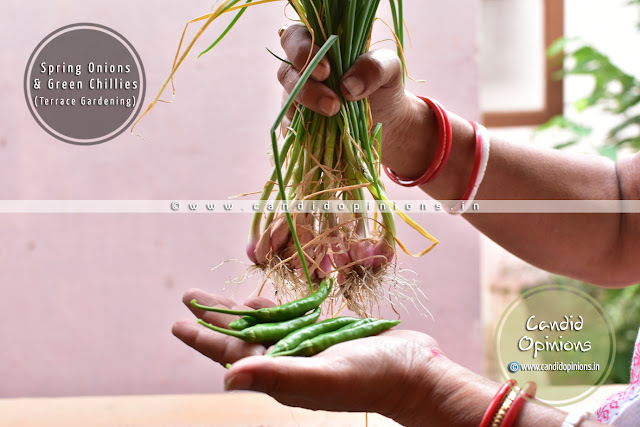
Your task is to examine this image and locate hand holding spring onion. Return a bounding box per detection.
[277,24,440,188]
[137,0,439,317]
[243,2,439,316]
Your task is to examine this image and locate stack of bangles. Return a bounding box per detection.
[479,380,537,427]
[383,96,491,215]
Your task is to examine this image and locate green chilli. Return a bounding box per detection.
[197,307,321,343]
[272,318,400,357]
[266,316,360,356]
[191,279,332,323]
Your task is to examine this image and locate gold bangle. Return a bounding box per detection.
[491,388,518,427]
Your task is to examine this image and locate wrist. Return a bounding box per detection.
[381,92,438,179]
[382,349,496,427]
[419,357,496,427]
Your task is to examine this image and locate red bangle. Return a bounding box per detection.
[423,97,453,182]
[479,380,516,427]
[383,96,453,187]
[501,381,537,427]
[460,121,484,202]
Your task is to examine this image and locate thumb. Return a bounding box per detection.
[223,355,365,412]
[340,49,404,103]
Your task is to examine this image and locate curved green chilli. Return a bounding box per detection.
[190,279,332,323]
[272,318,400,357]
[197,307,321,343]
[266,316,360,356]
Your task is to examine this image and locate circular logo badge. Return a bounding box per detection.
[24,23,146,145]
[495,285,615,406]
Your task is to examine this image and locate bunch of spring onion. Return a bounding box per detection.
[133,0,438,317]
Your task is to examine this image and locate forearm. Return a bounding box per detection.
[386,94,640,286]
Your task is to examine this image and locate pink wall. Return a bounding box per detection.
[0,0,481,397]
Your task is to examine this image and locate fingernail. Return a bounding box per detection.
[319,96,338,116]
[316,62,330,79]
[225,373,252,391]
[343,75,365,97]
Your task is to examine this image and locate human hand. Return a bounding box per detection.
[277,25,438,179]
[172,288,484,426]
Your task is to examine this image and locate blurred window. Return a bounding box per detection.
[480,0,564,126]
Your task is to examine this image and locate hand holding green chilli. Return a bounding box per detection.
[191,277,399,356]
